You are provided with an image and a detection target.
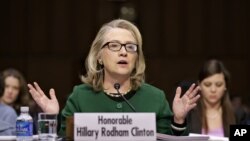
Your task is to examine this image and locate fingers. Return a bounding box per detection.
[185,83,199,98]
[33,82,45,96]
[174,87,182,99]
[188,103,197,110]
[188,86,200,99]
[27,83,36,92]
[188,94,200,104]
[185,83,196,96]
[27,82,44,96]
[49,88,58,101]
[186,94,200,111]
[27,83,41,99]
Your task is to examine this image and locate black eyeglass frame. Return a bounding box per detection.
[101,41,138,53]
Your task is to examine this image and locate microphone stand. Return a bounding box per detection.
[114,83,136,112]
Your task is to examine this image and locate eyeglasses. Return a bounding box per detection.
[102,42,138,53]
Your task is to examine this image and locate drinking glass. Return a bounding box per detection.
[38,113,57,140]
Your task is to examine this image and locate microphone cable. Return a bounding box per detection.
[114,83,136,112]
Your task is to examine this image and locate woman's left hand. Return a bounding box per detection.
[172,83,200,124]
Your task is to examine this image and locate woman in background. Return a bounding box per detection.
[0,68,38,134]
[0,73,17,135]
[0,68,34,113]
[188,59,236,137]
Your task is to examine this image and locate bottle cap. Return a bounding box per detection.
[20,106,29,112]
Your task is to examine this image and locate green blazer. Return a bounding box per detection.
[59,83,188,136]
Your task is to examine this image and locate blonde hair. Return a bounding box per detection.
[81,19,145,91]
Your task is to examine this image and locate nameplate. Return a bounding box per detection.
[74,113,156,141]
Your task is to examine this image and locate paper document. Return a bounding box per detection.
[189,133,229,141]
[157,133,209,141]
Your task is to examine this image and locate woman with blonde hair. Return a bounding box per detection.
[28,19,200,136]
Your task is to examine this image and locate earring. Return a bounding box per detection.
[98,59,103,65]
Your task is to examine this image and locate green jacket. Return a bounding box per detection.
[59,83,188,136]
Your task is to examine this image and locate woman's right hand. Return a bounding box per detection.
[27,82,59,114]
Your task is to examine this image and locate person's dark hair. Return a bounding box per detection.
[198,59,236,137]
[199,59,230,88]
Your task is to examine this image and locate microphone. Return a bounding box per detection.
[114,83,136,112]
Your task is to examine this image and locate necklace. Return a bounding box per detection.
[104,87,131,97]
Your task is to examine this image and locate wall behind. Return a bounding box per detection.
[0,0,249,108]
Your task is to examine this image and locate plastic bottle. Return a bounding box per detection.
[16,106,33,141]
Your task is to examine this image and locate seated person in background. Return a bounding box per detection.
[187,59,236,137]
[0,73,17,135]
[0,68,40,134]
[240,100,250,125]
[230,95,248,124]
[27,19,200,136]
[0,68,36,114]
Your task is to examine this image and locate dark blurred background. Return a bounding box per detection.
[0,0,249,109]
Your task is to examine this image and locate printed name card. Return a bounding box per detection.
[74,113,156,141]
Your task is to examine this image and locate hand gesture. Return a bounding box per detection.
[27,82,59,114]
[172,83,200,124]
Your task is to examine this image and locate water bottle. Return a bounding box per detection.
[16,106,33,141]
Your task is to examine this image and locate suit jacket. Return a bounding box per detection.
[187,107,202,134]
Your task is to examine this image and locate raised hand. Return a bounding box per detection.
[27,82,59,114]
[172,83,200,124]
